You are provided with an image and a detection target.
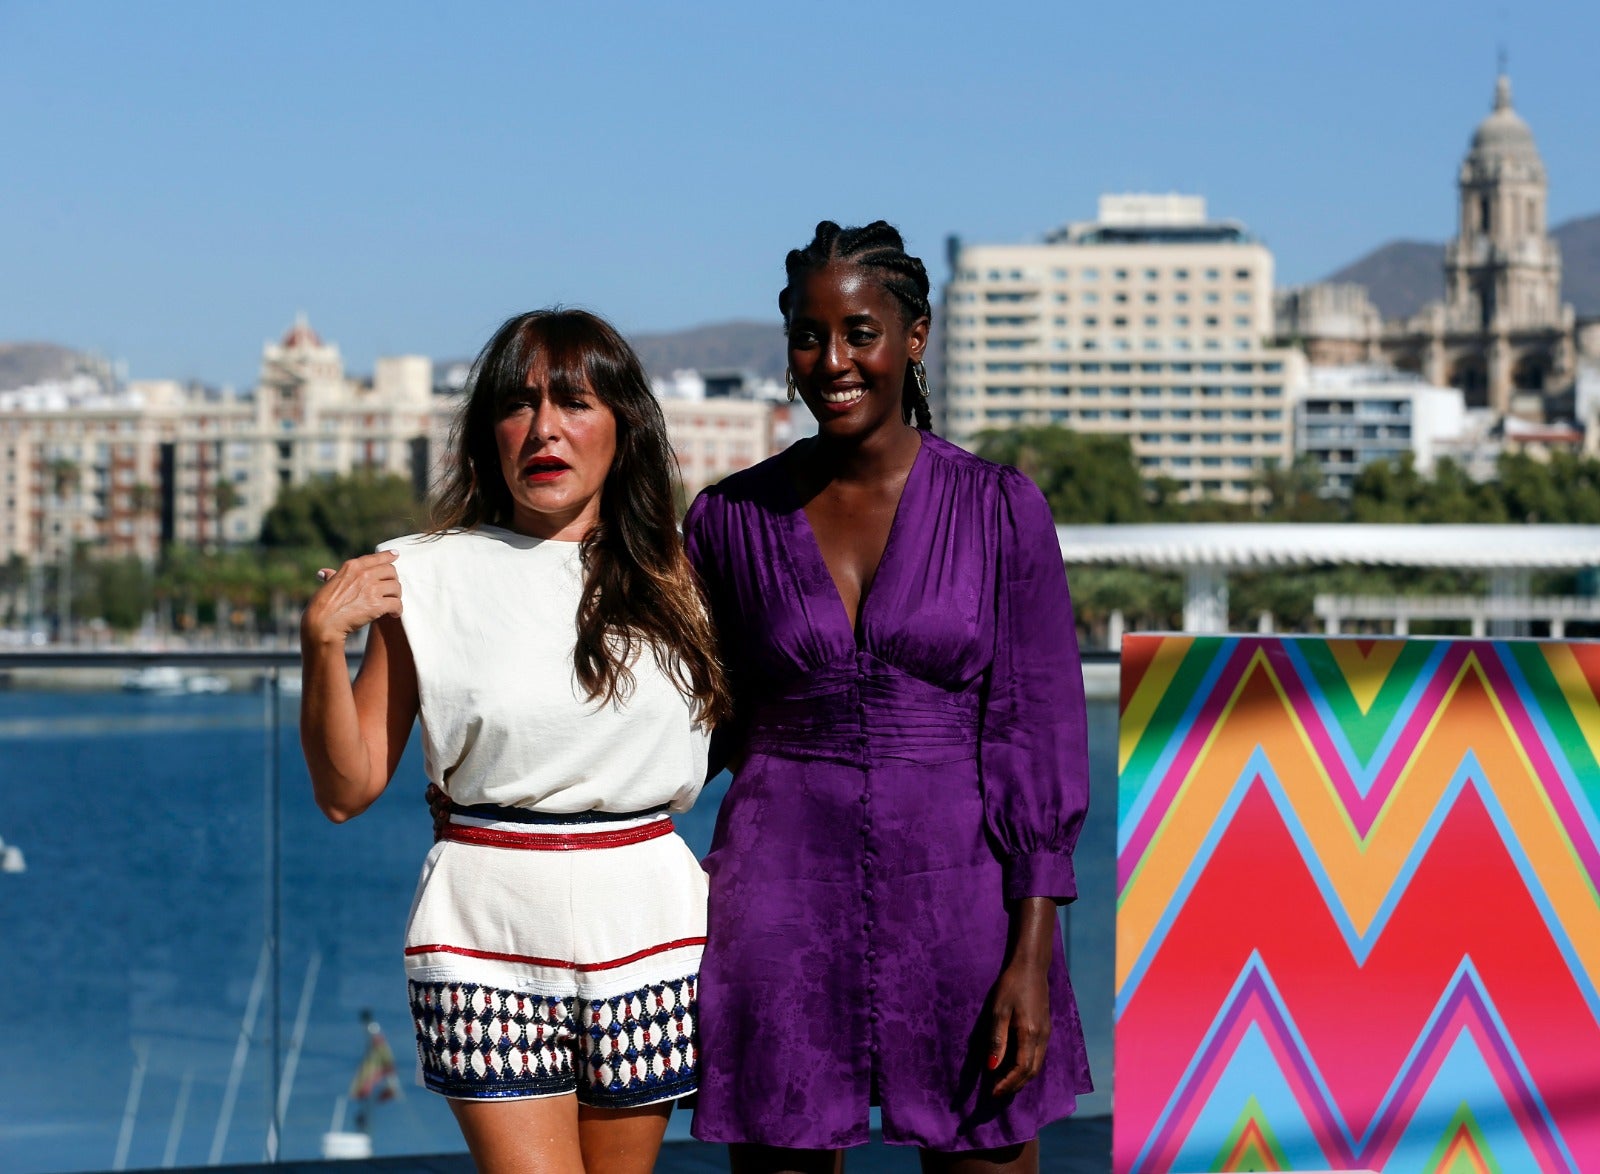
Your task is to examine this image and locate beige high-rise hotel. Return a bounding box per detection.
[942,194,1306,501]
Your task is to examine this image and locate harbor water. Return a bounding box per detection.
[0,684,1117,1172]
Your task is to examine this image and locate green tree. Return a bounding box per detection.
[260,472,420,560]
[1255,455,1345,522]
[78,557,154,630]
[974,427,1151,523]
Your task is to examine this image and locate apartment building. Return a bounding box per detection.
[942,194,1307,501]
[1294,367,1467,495]
[0,316,434,564]
[652,368,785,497]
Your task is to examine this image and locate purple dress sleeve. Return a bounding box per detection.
[979,469,1090,904]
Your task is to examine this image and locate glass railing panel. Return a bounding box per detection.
[273,691,461,1160]
[0,651,1122,1169]
[0,661,276,1172]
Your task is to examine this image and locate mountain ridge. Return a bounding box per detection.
[1320,211,1600,320]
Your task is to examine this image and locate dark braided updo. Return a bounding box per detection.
[779,220,934,431]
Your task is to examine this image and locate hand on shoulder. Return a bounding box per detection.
[301,550,403,649]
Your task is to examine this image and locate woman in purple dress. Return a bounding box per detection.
[683,222,1092,1174]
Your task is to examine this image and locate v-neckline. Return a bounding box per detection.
[782,433,928,647]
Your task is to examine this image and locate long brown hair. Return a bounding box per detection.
[431,309,729,724]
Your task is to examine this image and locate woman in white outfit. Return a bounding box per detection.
[299,309,729,1174]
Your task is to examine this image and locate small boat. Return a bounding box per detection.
[121,667,230,694]
[0,836,24,874]
[121,666,187,694]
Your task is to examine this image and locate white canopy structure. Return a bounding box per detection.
[1054,524,1600,633]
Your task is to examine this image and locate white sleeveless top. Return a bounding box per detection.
[379,526,710,815]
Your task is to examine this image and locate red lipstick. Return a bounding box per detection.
[523,456,570,482]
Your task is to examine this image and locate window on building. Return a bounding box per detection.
[1204,269,1220,280]
[1082,268,1099,281]
[1113,269,1128,280]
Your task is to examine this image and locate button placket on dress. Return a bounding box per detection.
[856,649,880,1058]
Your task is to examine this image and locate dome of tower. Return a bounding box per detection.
[1467,74,1542,166]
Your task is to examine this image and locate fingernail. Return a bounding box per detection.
[316,570,331,581]
[987,1055,1000,1070]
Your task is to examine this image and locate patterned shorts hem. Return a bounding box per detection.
[409,975,699,1106]
[577,1070,698,1109]
[424,1070,575,1101]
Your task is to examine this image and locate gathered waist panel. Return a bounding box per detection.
[744,672,980,766]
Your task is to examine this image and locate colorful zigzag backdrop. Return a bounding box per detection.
[1115,636,1600,1173]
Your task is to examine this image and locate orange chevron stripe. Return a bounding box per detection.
[1117,648,1600,995]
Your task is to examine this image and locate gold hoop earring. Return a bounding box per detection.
[912,360,930,401]
[785,368,799,403]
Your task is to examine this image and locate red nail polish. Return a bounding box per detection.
[987,1055,1000,1070]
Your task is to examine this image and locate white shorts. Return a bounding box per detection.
[403,801,706,1105]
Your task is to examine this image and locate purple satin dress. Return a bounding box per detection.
[683,433,1093,1152]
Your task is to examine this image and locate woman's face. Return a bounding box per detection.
[493,356,618,541]
[786,262,929,441]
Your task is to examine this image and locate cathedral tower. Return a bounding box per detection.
[1442,73,1571,410]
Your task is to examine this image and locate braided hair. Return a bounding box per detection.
[778,220,934,431]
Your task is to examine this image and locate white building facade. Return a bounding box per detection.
[942,195,1306,501]
[1294,367,1467,494]
[0,316,436,564]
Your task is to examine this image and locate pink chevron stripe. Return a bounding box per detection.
[1341,642,1475,834]
[1260,641,1367,815]
[1142,968,1349,1171]
[1120,641,1261,887]
[1140,962,1572,1173]
[1362,977,1569,1172]
[1474,647,1600,882]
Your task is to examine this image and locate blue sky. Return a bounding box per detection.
[2,0,1596,387]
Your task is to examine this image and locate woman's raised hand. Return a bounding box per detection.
[300,550,402,649]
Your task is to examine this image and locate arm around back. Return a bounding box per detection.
[299,550,420,823]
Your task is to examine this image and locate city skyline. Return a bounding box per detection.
[3,0,1598,388]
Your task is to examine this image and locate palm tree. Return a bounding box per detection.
[130,482,160,564]
[47,458,80,641]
